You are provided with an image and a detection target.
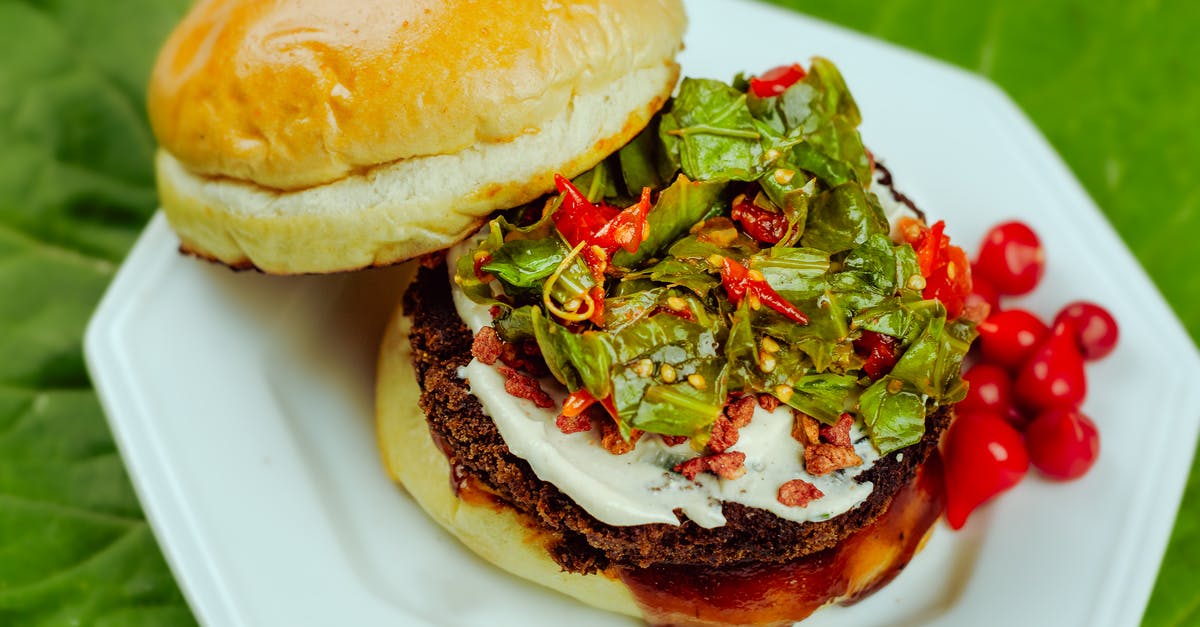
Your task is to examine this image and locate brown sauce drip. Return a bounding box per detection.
[430,429,502,508]
[618,455,945,627]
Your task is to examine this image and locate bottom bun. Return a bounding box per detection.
[376,305,642,618]
[376,283,946,625]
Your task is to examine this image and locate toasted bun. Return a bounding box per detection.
[375,297,641,617]
[148,0,686,273]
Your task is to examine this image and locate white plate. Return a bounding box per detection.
[85,1,1200,625]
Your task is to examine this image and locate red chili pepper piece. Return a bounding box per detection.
[748,63,807,98]
[898,218,973,320]
[551,174,618,248]
[561,389,619,421]
[718,257,809,325]
[853,331,899,380]
[731,197,789,244]
[592,186,652,255]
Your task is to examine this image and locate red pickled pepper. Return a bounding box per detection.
[717,256,809,325]
[854,331,899,380]
[552,175,651,261]
[731,196,790,245]
[748,63,807,98]
[897,218,973,319]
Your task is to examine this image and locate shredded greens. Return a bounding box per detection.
[455,58,974,455]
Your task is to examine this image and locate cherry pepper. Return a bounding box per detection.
[717,256,809,325]
[943,411,1029,529]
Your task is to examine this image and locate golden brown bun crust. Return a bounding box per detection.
[375,290,642,617]
[149,0,687,191]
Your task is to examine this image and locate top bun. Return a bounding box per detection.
[148,0,686,273]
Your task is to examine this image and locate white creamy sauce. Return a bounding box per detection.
[445,179,908,529]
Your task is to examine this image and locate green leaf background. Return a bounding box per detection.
[0,0,1193,624]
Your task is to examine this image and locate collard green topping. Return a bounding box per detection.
[455,58,975,455]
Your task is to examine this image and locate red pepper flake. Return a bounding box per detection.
[470,327,502,366]
[707,414,739,453]
[777,479,824,507]
[820,413,855,448]
[854,331,899,381]
[725,395,758,429]
[748,63,807,98]
[674,451,747,481]
[661,435,689,447]
[496,365,554,408]
[717,256,809,324]
[555,411,592,434]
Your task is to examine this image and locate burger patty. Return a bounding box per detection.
[403,266,951,573]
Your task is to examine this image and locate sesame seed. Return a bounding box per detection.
[773,168,796,185]
[747,269,765,282]
[564,299,581,312]
[946,262,957,280]
[907,275,927,291]
[660,363,677,383]
[687,374,706,389]
[765,148,781,161]
[748,292,762,310]
[887,379,904,393]
[634,358,654,377]
[707,254,726,269]
[667,296,687,311]
[761,336,781,353]
[759,351,777,373]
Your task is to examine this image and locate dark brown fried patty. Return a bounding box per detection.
[404,266,951,573]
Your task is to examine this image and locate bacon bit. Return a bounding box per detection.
[804,443,863,476]
[725,395,758,429]
[555,411,592,434]
[674,456,709,481]
[675,451,747,481]
[496,365,554,409]
[706,452,748,480]
[498,340,548,376]
[791,411,821,447]
[418,250,446,269]
[707,414,739,453]
[820,413,855,447]
[598,419,641,455]
[470,327,502,365]
[757,393,781,413]
[661,435,689,447]
[778,479,825,507]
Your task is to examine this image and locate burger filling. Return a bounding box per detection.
[448,58,977,530]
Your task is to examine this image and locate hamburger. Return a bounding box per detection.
[148,1,978,625]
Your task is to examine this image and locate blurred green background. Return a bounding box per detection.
[0,0,1194,625]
